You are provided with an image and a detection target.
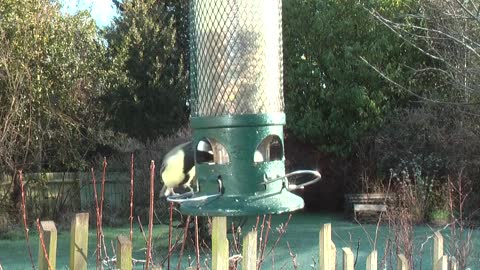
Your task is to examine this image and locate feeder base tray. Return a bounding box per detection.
[179,189,304,216]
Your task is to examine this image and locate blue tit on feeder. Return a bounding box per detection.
[159,141,196,197]
[159,141,213,197]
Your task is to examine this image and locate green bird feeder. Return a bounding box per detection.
[169,0,321,216]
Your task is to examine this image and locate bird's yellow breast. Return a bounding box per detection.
[161,149,187,188]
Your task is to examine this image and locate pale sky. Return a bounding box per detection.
[61,0,118,28]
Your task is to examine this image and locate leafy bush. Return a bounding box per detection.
[373,105,480,215]
[283,0,426,156]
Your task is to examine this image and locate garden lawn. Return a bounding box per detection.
[0,212,479,269]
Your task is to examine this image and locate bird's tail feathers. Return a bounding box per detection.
[159,185,169,198]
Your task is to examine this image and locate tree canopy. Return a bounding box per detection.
[283,0,428,155]
[102,0,189,141]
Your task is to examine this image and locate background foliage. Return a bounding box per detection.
[0,0,106,174]
[102,0,189,141]
[1,0,479,223]
[282,0,428,156]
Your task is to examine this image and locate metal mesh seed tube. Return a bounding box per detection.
[190,0,284,117]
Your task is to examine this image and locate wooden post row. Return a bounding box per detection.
[38,221,57,270]
[35,217,454,270]
[70,213,89,270]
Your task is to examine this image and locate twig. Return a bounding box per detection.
[137,216,148,244]
[265,214,292,258]
[130,153,134,242]
[100,158,108,262]
[168,202,174,270]
[91,168,102,269]
[286,241,298,270]
[36,219,52,270]
[257,215,272,269]
[110,240,116,260]
[204,258,210,270]
[354,239,360,267]
[18,171,35,270]
[310,256,317,269]
[145,160,155,270]
[231,221,241,254]
[257,214,266,268]
[177,215,191,270]
[101,235,110,268]
[100,158,107,223]
[195,216,200,270]
[161,234,182,266]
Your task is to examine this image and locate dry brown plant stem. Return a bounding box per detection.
[286,241,298,270]
[91,168,102,269]
[36,218,52,270]
[448,171,474,269]
[195,216,200,270]
[100,159,109,264]
[137,216,148,244]
[177,215,191,270]
[231,222,240,254]
[265,214,292,258]
[18,171,35,270]
[257,215,272,270]
[100,158,107,225]
[130,153,134,242]
[145,161,155,270]
[168,201,174,270]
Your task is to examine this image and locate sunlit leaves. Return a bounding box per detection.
[283,0,426,156]
[0,0,107,171]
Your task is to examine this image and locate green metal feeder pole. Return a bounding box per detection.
[173,0,319,216]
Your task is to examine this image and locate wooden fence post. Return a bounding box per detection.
[242,230,257,270]
[212,216,229,270]
[319,223,335,270]
[38,221,57,270]
[439,256,448,270]
[331,241,336,270]
[70,213,89,270]
[366,250,377,270]
[117,235,132,270]
[433,232,444,270]
[342,247,354,270]
[449,256,458,270]
[397,254,408,270]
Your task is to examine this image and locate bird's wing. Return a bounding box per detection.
[160,141,192,181]
[180,142,195,186]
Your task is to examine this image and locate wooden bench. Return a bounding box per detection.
[353,204,387,220]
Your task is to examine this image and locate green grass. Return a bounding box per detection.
[1,212,479,269]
